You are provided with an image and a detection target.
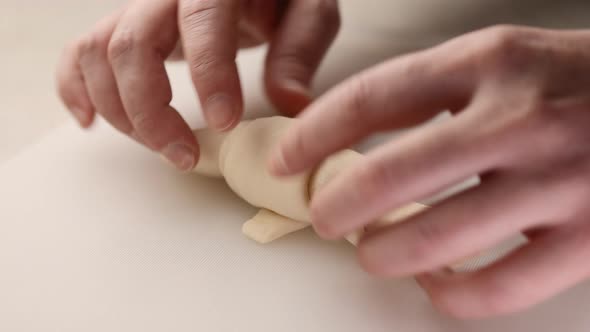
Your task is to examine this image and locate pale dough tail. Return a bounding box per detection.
[192,128,228,178]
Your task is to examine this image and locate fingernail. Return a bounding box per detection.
[162,143,196,171]
[278,80,311,116]
[281,79,309,97]
[205,94,238,131]
[267,147,290,176]
[71,107,92,127]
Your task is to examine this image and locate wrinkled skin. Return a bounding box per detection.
[270,25,590,319]
[56,0,340,170]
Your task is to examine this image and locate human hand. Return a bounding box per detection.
[56,0,340,170]
[269,25,590,318]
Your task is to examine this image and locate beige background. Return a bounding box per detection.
[1,1,590,331]
[0,0,125,163]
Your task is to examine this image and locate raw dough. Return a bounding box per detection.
[191,116,427,245]
[220,117,311,222]
[242,209,309,244]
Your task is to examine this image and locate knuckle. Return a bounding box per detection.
[107,29,139,62]
[415,221,445,247]
[482,25,522,53]
[342,75,373,126]
[78,33,110,59]
[180,0,220,27]
[189,50,229,80]
[407,223,442,262]
[130,112,160,144]
[477,25,534,72]
[178,1,243,81]
[354,160,391,201]
[407,242,434,265]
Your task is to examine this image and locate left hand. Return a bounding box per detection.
[55,0,340,171]
[268,25,590,319]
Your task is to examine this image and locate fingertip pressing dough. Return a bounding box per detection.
[191,116,427,246]
[192,128,227,177]
[218,117,311,223]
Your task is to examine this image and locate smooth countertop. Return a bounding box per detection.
[2,1,590,331]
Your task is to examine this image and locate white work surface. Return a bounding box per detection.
[2,1,590,331]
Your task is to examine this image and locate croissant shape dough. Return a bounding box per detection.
[192,116,427,245]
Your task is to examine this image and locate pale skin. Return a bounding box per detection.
[56,0,590,320]
[56,0,340,170]
[269,26,590,318]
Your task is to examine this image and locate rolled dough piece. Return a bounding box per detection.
[191,116,426,245]
[242,209,310,244]
[219,117,312,223]
[193,129,227,177]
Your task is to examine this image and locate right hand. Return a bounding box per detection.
[56,0,340,170]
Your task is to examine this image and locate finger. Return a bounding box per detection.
[417,224,590,319]
[237,0,279,48]
[264,0,340,116]
[109,0,198,170]
[268,42,477,176]
[357,173,575,277]
[78,10,134,135]
[56,41,95,128]
[179,0,243,130]
[167,40,184,61]
[309,108,502,239]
